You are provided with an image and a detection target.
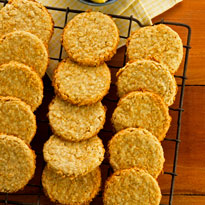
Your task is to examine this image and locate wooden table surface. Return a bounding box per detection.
[105,1,204,204]
[152,0,205,204]
[0,0,204,205]
[104,1,205,203]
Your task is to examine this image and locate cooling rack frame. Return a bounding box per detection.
[0,1,191,204]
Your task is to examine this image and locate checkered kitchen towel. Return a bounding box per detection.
[42,0,182,77]
[1,0,182,77]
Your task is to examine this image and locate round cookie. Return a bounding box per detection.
[0,96,36,144]
[0,134,36,193]
[0,61,43,111]
[62,11,119,66]
[127,24,183,74]
[0,0,54,44]
[42,165,101,205]
[53,58,111,105]
[43,135,105,178]
[0,31,48,77]
[108,128,165,178]
[111,91,171,141]
[48,96,106,142]
[116,59,177,106]
[103,168,161,205]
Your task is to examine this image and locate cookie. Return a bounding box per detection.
[108,128,165,178]
[0,134,36,193]
[103,168,161,205]
[0,61,43,111]
[127,24,183,74]
[48,96,106,142]
[62,11,119,66]
[0,0,54,44]
[0,31,48,77]
[42,165,101,205]
[43,135,105,178]
[53,58,111,106]
[116,59,177,106]
[111,91,171,141]
[0,96,36,144]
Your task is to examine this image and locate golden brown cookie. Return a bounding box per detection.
[111,91,171,141]
[48,96,106,142]
[0,134,36,193]
[42,165,101,205]
[62,11,119,66]
[108,128,165,178]
[43,135,105,178]
[53,58,111,106]
[116,59,177,106]
[0,31,48,78]
[0,61,43,111]
[0,0,54,44]
[127,24,183,74]
[0,96,36,144]
[103,168,161,205]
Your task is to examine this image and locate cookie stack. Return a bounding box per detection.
[0,0,54,193]
[104,24,183,205]
[42,11,119,204]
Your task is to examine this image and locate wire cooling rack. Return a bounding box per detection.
[0,0,191,205]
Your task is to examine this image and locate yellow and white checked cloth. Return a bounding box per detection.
[0,0,182,77]
[40,0,182,77]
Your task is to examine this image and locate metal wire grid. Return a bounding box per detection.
[0,1,191,205]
